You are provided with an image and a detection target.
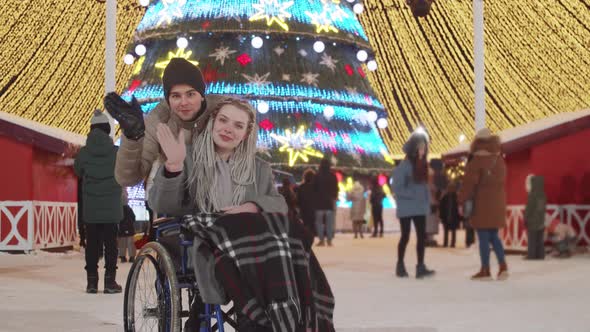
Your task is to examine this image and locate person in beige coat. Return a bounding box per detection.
[458,128,508,281]
[104,58,224,187]
[347,180,366,238]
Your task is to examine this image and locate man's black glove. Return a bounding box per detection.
[103,92,145,140]
[79,224,86,248]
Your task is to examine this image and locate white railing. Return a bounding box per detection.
[0,201,77,251]
[502,204,590,251]
[33,201,77,249]
[0,201,34,250]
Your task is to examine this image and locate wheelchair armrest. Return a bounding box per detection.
[153,217,177,226]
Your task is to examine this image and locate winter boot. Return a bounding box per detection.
[416,264,435,279]
[104,272,123,294]
[120,256,127,263]
[128,256,135,264]
[497,263,509,281]
[86,273,98,294]
[317,240,325,247]
[471,267,492,281]
[395,261,409,278]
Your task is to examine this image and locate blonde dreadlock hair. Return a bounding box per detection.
[188,97,258,212]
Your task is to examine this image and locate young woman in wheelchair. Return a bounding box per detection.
[149,96,288,331]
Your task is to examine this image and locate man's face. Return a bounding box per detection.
[168,84,204,121]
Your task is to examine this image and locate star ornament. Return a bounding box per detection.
[270,126,324,167]
[319,53,338,72]
[209,45,237,65]
[157,0,187,27]
[305,1,348,34]
[242,72,271,88]
[250,0,294,31]
[155,49,199,77]
[300,72,320,86]
[305,10,338,33]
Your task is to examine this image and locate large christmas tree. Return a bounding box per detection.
[120,0,391,170]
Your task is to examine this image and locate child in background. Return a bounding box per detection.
[546,219,577,258]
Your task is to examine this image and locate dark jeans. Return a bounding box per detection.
[398,215,426,265]
[476,229,506,268]
[527,229,545,259]
[443,226,456,247]
[85,223,118,275]
[372,207,383,236]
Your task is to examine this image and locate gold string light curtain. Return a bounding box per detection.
[359,0,590,155]
[0,0,144,135]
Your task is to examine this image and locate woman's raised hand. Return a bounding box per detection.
[156,123,186,172]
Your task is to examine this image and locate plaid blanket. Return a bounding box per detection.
[183,212,335,332]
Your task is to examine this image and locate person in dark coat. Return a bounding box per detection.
[312,158,339,246]
[462,153,476,248]
[74,109,123,294]
[296,169,317,238]
[370,177,385,238]
[524,175,547,259]
[439,181,460,248]
[278,177,298,223]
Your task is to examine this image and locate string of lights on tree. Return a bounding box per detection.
[2,0,588,160]
[120,0,392,169]
[359,0,590,155]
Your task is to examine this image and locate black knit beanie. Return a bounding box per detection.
[162,58,206,103]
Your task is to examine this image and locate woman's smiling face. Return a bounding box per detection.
[212,104,251,154]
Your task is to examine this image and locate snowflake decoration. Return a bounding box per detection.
[270,126,324,167]
[305,1,348,34]
[319,53,338,72]
[155,49,199,77]
[216,10,242,23]
[305,11,337,33]
[282,74,291,81]
[345,86,358,95]
[249,0,294,31]
[274,46,285,56]
[209,46,237,66]
[298,49,308,57]
[300,72,320,86]
[242,72,271,88]
[157,0,187,27]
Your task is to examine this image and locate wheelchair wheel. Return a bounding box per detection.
[124,242,182,332]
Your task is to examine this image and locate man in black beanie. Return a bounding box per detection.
[103,58,223,188]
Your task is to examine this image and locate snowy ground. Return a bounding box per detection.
[1,231,589,332]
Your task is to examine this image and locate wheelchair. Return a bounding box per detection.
[123,217,238,332]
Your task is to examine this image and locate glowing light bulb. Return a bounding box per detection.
[251,36,263,49]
